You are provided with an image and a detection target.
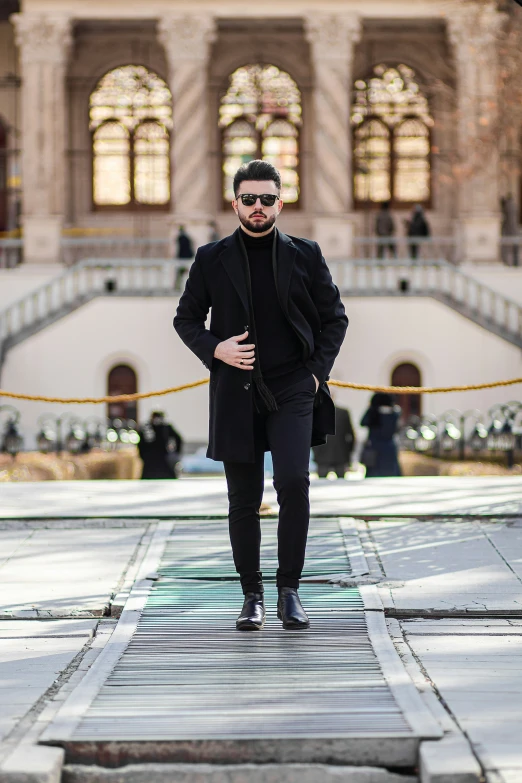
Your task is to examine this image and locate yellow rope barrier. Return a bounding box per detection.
[0,376,521,405]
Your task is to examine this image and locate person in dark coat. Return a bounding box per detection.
[406,205,430,261]
[312,404,354,478]
[138,411,183,480]
[375,201,396,259]
[176,226,194,259]
[174,159,348,632]
[360,393,402,478]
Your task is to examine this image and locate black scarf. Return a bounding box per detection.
[237,228,279,413]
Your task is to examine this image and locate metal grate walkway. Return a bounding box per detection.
[159,518,362,581]
[42,521,442,767]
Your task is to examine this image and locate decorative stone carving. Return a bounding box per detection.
[158,14,216,221]
[304,13,361,62]
[304,13,361,216]
[157,14,216,62]
[11,13,72,65]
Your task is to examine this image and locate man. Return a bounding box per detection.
[312,401,355,479]
[174,160,348,631]
[138,411,183,480]
[375,201,397,259]
[406,204,430,262]
[176,225,194,259]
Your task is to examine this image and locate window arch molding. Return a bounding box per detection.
[219,62,303,207]
[352,63,434,209]
[89,64,173,210]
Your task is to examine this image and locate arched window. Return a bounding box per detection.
[352,64,433,208]
[391,362,422,422]
[90,65,172,208]
[219,64,302,205]
[107,364,138,423]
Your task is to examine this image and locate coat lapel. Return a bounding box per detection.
[276,230,297,314]
[218,229,249,316]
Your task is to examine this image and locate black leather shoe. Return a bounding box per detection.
[277,587,310,630]
[236,592,265,631]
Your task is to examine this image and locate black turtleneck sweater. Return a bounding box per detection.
[242,229,310,394]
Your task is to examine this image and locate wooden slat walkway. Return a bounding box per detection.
[42,520,442,767]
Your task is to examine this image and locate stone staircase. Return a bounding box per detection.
[0,258,521,378]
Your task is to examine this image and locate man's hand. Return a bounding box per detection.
[313,375,319,392]
[214,331,255,370]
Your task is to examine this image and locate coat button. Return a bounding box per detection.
[244,324,249,331]
[244,383,251,390]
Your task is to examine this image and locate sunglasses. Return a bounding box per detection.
[237,193,279,207]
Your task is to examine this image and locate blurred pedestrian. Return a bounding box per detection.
[375,201,396,259]
[138,411,183,479]
[406,204,430,261]
[501,195,519,267]
[209,221,220,242]
[360,393,402,477]
[175,225,194,259]
[313,403,355,478]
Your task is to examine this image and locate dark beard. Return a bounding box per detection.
[239,213,277,234]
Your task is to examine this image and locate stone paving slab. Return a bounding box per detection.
[0,477,520,519]
[0,635,90,741]
[405,631,522,777]
[0,530,33,567]
[0,528,147,617]
[0,620,97,639]
[61,763,419,783]
[368,520,522,614]
[402,619,522,635]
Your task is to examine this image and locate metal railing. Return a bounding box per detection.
[1,257,521,363]
[0,259,185,348]
[0,239,23,269]
[61,237,172,267]
[2,234,521,267]
[329,259,522,348]
[352,236,459,264]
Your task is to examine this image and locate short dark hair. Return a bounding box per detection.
[233,159,281,196]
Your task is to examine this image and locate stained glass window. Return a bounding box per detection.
[90,65,172,207]
[352,64,433,206]
[220,64,302,204]
[93,123,130,206]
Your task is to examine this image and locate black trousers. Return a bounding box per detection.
[223,374,316,594]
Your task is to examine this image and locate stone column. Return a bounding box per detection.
[447,1,505,262]
[158,14,216,249]
[11,13,72,264]
[305,12,361,259]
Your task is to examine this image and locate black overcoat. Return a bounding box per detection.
[173,228,348,463]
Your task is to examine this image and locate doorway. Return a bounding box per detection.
[107,364,138,423]
[391,362,422,422]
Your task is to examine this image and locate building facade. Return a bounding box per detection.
[0,0,521,449]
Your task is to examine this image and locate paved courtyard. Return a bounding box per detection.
[0,477,521,782]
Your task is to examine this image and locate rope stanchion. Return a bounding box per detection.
[0,378,210,405]
[0,376,521,405]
